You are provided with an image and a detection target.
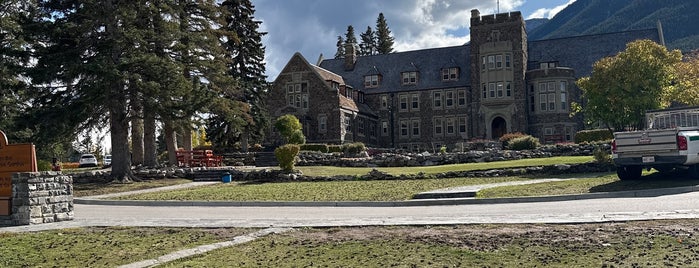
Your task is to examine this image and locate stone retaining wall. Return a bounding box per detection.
[0,172,74,226]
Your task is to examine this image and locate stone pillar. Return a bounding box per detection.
[0,172,74,226]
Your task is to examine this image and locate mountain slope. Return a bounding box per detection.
[527,0,699,51]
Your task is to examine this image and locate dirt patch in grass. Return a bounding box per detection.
[73,178,193,197]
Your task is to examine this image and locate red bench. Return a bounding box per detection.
[176,150,223,167]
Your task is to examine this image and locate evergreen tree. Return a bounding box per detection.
[359,26,376,56]
[344,25,357,44]
[375,13,395,54]
[334,35,345,59]
[208,0,269,150]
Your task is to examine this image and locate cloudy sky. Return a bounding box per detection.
[252,0,577,80]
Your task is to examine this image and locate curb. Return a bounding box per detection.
[75,185,699,207]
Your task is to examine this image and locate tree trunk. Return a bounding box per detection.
[182,122,193,151]
[143,110,158,167]
[109,90,133,182]
[131,97,144,166]
[163,120,178,166]
[241,130,249,152]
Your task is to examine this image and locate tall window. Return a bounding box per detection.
[446,117,455,135]
[399,94,408,111]
[433,91,442,109]
[489,83,495,98]
[344,113,351,132]
[482,84,487,99]
[540,94,547,111]
[400,120,409,138]
[402,72,418,85]
[357,117,365,136]
[434,117,443,136]
[364,75,379,88]
[286,82,308,108]
[497,82,503,98]
[548,93,556,111]
[496,55,503,68]
[487,55,495,69]
[481,56,486,70]
[445,91,454,108]
[411,93,419,110]
[381,121,388,136]
[318,115,327,133]
[411,119,420,137]
[505,54,511,68]
[458,117,467,134]
[380,95,388,110]
[506,81,512,97]
[458,90,466,106]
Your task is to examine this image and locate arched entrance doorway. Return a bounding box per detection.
[491,117,507,139]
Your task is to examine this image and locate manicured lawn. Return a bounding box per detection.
[115,177,529,201]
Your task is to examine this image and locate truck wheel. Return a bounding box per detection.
[617,166,642,180]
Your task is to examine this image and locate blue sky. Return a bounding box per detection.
[252,0,576,80]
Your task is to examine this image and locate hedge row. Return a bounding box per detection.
[575,129,613,143]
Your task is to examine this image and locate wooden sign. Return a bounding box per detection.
[0,130,37,215]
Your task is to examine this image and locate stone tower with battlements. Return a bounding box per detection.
[469,9,528,140]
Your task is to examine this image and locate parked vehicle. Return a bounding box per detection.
[78,154,98,168]
[612,106,699,180]
[103,154,111,167]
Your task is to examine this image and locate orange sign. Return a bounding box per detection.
[0,130,37,215]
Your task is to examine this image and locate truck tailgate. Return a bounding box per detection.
[614,129,678,154]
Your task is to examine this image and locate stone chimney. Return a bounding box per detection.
[471,9,480,19]
[344,42,357,71]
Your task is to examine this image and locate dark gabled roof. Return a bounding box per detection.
[527,28,661,77]
[319,45,472,94]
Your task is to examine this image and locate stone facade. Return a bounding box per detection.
[267,9,661,150]
[0,172,74,226]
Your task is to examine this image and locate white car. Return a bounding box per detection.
[103,154,112,167]
[78,154,98,168]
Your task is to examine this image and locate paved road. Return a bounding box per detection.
[68,191,699,227]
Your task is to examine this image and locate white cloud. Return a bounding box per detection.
[526,0,576,19]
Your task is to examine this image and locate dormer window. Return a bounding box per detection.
[442,67,459,81]
[402,71,418,85]
[539,62,557,69]
[364,75,380,88]
[331,81,340,90]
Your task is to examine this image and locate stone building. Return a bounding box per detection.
[267,9,662,150]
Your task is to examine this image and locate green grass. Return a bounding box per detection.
[74,178,193,197]
[161,221,699,267]
[115,177,529,201]
[477,171,699,198]
[297,156,593,176]
[0,227,252,267]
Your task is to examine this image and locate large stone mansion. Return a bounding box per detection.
[267,9,662,151]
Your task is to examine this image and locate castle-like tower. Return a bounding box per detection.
[469,9,528,139]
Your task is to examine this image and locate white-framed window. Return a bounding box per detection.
[560,81,567,92]
[411,119,420,137]
[295,94,301,108]
[344,113,352,132]
[400,119,409,138]
[445,90,454,108]
[286,85,294,94]
[481,56,486,70]
[540,93,547,111]
[458,90,466,106]
[539,82,546,93]
[544,127,553,135]
[433,91,442,109]
[402,72,418,85]
[446,117,455,135]
[561,92,567,111]
[548,82,556,92]
[364,75,379,88]
[496,54,503,69]
[548,93,556,111]
[380,95,388,110]
[488,55,495,69]
[458,117,467,134]
[489,83,496,98]
[302,94,308,109]
[287,95,294,106]
[399,94,408,111]
[482,84,487,99]
[434,117,443,136]
[442,67,459,81]
[411,93,419,111]
[497,82,503,98]
[381,121,388,136]
[318,115,327,133]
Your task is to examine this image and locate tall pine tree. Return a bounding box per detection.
[359,26,376,56]
[344,25,357,44]
[375,13,395,54]
[334,35,345,59]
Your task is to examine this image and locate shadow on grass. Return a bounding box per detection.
[589,170,699,193]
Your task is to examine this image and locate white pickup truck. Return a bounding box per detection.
[612,107,699,180]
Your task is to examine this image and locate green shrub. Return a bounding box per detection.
[506,135,541,150]
[328,145,343,153]
[274,144,300,172]
[499,132,526,148]
[575,129,613,143]
[593,145,612,164]
[300,144,329,153]
[288,129,306,144]
[343,142,366,156]
[439,145,447,154]
[37,159,52,171]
